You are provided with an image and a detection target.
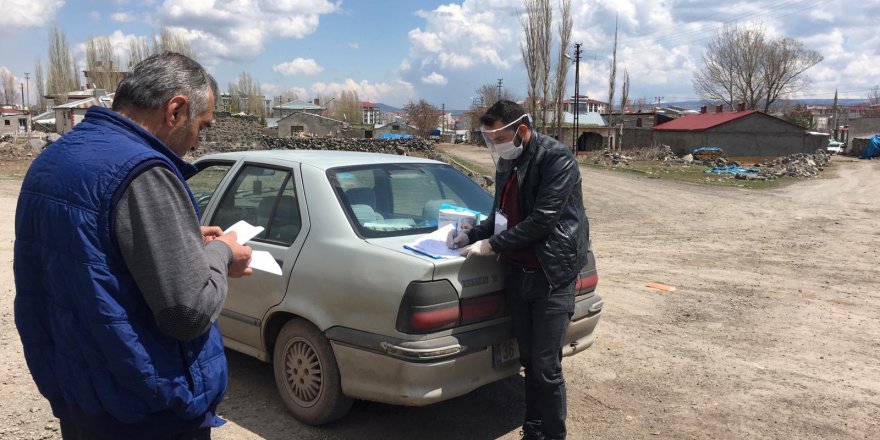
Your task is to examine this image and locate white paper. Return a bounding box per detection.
[494,211,508,236]
[249,250,283,276]
[224,220,265,245]
[222,221,280,275]
[405,223,463,258]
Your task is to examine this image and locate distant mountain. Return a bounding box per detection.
[375,102,468,116]
[666,98,870,110]
[376,103,402,113]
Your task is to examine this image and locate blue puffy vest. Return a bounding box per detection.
[14,107,227,438]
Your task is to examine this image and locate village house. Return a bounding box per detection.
[273,99,324,118]
[277,111,345,138]
[361,101,380,125]
[0,107,30,135]
[653,104,826,156]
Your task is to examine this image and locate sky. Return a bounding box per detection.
[1,0,878,110]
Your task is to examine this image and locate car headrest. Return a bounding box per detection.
[345,187,376,208]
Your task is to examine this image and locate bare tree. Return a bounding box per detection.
[1,69,17,105]
[34,60,46,113]
[47,26,80,105]
[536,0,552,128]
[760,37,822,112]
[869,86,880,106]
[128,36,151,68]
[466,83,520,137]
[235,71,264,116]
[156,27,194,58]
[551,0,572,139]
[520,0,542,120]
[694,25,822,112]
[607,14,618,116]
[326,90,361,123]
[864,85,880,117]
[126,27,193,69]
[616,68,630,153]
[403,99,442,138]
[635,97,647,112]
[85,36,122,90]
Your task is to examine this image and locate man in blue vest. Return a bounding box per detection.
[14,53,253,440]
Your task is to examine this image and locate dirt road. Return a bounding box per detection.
[1,144,878,439]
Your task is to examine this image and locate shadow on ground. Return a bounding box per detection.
[219,349,525,440]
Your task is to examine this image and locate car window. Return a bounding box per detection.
[187,163,233,214]
[211,165,300,245]
[329,163,492,238]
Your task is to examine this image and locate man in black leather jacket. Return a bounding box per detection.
[452,100,590,440]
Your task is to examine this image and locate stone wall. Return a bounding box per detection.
[199,112,265,149]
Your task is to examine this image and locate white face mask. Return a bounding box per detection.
[480,114,530,168]
[493,133,523,160]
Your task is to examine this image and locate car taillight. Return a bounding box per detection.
[460,293,507,326]
[397,281,510,334]
[576,273,598,295]
[396,280,460,334]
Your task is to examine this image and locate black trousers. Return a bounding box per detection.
[505,268,575,440]
[60,419,211,440]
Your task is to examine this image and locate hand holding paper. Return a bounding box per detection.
[222,220,283,276]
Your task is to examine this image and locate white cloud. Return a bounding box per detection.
[310,78,416,106]
[261,83,308,100]
[348,42,359,49]
[111,11,137,23]
[158,0,339,61]
[1,0,65,34]
[407,3,517,71]
[422,72,447,85]
[273,58,324,76]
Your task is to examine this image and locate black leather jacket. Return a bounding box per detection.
[467,130,590,288]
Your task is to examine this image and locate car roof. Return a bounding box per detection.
[196,150,445,170]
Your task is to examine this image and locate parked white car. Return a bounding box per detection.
[186,150,603,425]
[827,139,844,154]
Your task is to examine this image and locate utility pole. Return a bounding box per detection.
[496,78,503,101]
[572,43,582,156]
[24,72,31,135]
[442,103,445,136]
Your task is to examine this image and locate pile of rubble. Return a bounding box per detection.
[592,149,633,165]
[693,147,725,161]
[734,150,832,180]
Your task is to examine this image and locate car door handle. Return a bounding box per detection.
[275,259,284,269]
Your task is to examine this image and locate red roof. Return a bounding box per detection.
[361,101,378,108]
[653,110,756,131]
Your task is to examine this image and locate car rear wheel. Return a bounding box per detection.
[273,319,353,425]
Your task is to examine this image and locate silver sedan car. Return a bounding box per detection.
[187,150,603,425]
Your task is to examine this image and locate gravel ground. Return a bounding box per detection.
[1,144,878,439]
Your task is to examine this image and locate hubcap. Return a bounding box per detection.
[283,337,323,407]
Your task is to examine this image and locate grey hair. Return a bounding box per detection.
[112,52,218,119]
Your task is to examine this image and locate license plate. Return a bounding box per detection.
[493,338,520,368]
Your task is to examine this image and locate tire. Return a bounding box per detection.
[273,319,353,425]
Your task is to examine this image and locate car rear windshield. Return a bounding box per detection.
[328,163,493,238]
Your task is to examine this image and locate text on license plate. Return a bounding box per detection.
[493,338,520,368]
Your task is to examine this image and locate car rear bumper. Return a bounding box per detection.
[331,340,521,406]
[327,292,602,406]
[563,293,603,356]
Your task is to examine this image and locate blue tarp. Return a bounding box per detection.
[379,133,413,140]
[859,134,880,159]
[693,147,723,154]
[704,165,760,174]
